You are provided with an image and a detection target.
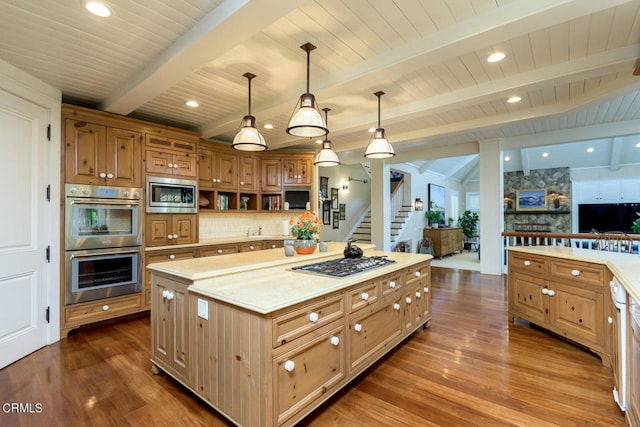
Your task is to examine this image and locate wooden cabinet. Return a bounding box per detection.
[62,293,142,337]
[151,274,191,385]
[145,149,197,178]
[238,242,263,252]
[64,119,141,187]
[144,248,197,309]
[261,158,282,192]
[198,244,239,257]
[423,228,463,258]
[628,297,640,426]
[146,214,197,247]
[238,155,258,191]
[574,179,640,204]
[508,251,611,365]
[282,157,312,185]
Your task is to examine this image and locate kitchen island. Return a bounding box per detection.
[147,242,432,427]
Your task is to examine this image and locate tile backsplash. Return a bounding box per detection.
[199,211,298,239]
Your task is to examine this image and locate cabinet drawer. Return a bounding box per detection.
[65,294,141,326]
[347,280,379,313]
[238,242,264,252]
[381,272,403,299]
[549,260,605,288]
[199,244,238,257]
[350,296,403,371]
[405,263,430,286]
[264,240,284,249]
[273,324,346,426]
[146,248,196,263]
[273,295,344,348]
[509,253,548,276]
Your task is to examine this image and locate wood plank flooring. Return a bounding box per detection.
[0,268,625,426]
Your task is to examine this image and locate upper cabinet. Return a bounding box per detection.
[238,155,258,192]
[64,119,141,187]
[282,157,312,185]
[574,180,640,204]
[144,134,197,178]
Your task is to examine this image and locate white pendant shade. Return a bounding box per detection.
[232,116,267,152]
[365,128,395,159]
[314,141,340,167]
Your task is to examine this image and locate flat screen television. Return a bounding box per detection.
[578,203,640,233]
[284,190,310,210]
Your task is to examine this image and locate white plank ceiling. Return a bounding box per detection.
[2,0,640,178]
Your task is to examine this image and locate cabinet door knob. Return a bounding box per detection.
[173,234,178,239]
[309,312,319,323]
[166,292,174,300]
[547,290,555,297]
[608,316,613,324]
[169,254,175,260]
[99,172,106,178]
[162,290,169,299]
[524,260,531,266]
[406,297,412,304]
[361,292,369,301]
[571,269,580,277]
[168,163,174,168]
[415,291,422,299]
[240,181,245,185]
[167,235,173,240]
[393,303,400,311]
[249,245,254,250]
[389,281,396,289]
[106,173,113,179]
[330,336,340,346]
[354,323,363,332]
[217,249,223,254]
[541,288,549,295]
[102,305,109,311]
[283,360,295,372]
[424,287,429,293]
[415,271,421,277]
[271,244,276,249]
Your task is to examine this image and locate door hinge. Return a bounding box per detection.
[46,184,51,201]
[47,124,51,141]
[46,245,50,263]
[45,306,50,324]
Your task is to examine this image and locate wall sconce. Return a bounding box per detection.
[341,181,349,192]
[414,198,424,211]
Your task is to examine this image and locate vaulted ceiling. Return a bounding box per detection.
[2,0,640,176]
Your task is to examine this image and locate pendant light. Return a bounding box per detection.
[364,91,395,159]
[314,108,340,167]
[286,42,328,138]
[232,72,267,151]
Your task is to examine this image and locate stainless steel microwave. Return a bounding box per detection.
[146,176,197,213]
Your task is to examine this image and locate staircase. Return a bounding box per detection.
[351,210,371,243]
[391,205,412,244]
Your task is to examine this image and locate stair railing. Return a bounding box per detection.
[390,177,405,222]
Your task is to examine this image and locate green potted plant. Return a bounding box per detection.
[425,209,441,228]
[632,212,640,234]
[458,210,479,250]
[448,217,455,227]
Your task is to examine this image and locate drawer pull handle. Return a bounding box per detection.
[547,290,555,297]
[354,323,363,332]
[309,312,319,323]
[361,292,369,301]
[173,234,178,239]
[415,271,421,277]
[167,235,173,240]
[169,254,176,260]
[416,291,422,299]
[284,360,295,372]
[217,249,223,254]
[406,297,412,304]
[571,269,580,277]
[249,245,255,250]
[523,260,531,266]
[608,316,613,324]
[393,303,400,311]
[102,305,109,311]
[99,172,106,178]
[541,288,549,295]
[106,173,114,179]
[330,336,340,346]
[389,281,396,289]
[424,287,429,293]
[162,290,169,299]
[271,245,276,249]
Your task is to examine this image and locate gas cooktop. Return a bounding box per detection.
[291,256,396,278]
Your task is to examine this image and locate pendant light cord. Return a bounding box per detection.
[374,91,384,128]
[243,72,256,116]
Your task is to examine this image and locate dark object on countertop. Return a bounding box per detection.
[343,239,363,259]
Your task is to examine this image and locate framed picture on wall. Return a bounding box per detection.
[320,176,329,199]
[322,201,330,225]
[428,183,446,223]
[333,210,339,229]
[331,187,339,209]
[339,203,346,220]
[516,189,547,211]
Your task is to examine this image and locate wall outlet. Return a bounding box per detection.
[197,298,208,320]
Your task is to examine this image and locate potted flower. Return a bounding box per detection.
[425,209,441,228]
[289,211,324,254]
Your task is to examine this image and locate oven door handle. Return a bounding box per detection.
[70,250,140,260]
[69,199,140,208]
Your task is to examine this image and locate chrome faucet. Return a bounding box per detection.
[258,226,263,236]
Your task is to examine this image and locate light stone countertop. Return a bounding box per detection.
[147,243,432,315]
[145,235,293,252]
[507,246,640,302]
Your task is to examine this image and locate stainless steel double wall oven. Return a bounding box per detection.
[64,184,143,305]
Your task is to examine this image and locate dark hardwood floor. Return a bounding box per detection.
[0,268,625,426]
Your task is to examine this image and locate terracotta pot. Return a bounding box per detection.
[294,239,317,255]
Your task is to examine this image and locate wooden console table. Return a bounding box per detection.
[423,227,463,258]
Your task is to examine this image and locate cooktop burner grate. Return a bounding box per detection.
[291,256,396,278]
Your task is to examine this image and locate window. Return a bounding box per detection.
[450,190,459,220]
[466,192,480,212]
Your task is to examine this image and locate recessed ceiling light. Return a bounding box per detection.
[507,96,522,103]
[84,1,112,17]
[636,142,640,148]
[185,100,199,108]
[587,147,594,153]
[487,52,505,63]
[504,156,510,161]
[542,152,549,157]
[263,123,273,129]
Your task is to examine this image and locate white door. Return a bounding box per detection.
[0,88,50,368]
